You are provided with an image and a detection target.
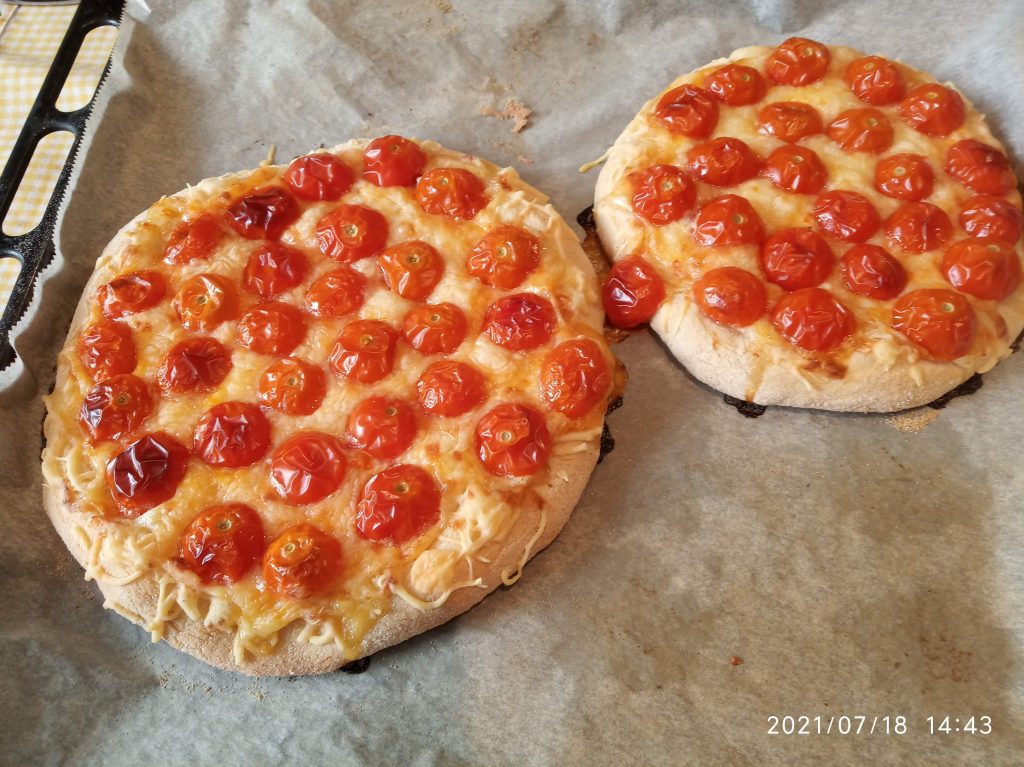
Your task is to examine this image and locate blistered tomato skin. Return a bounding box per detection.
[759,228,834,292]
[466,225,541,288]
[693,267,767,328]
[654,84,719,138]
[226,187,300,240]
[844,56,905,105]
[257,357,327,415]
[402,303,467,355]
[539,339,611,418]
[687,137,761,187]
[237,302,307,356]
[347,396,417,460]
[826,108,893,153]
[263,524,343,599]
[475,403,552,477]
[874,154,934,201]
[157,337,232,394]
[378,240,445,300]
[483,293,557,351]
[602,256,666,328]
[416,360,487,417]
[243,243,308,299]
[771,288,856,352]
[891,289,977,360]
[355,465,441,545]
[959,195,1023,243]
[945,140,1015,196]
[630,165,696,225]
[173,274,238,332]
[704,64,766,106]
[177,504,265,585]
[164,213,221,264]
[269,432,347,505]
[316,204,389,263]
[78,374,153,442]
[78,320,136,381]
[303,267,366,319]
[693,195,765,247]
[193,401,271,468]
[766,37,831,86]
[415,168,488,221]
[283,153,353,201]
[762,145,827,194]
[329,319,398,383]
[812,190,880,244]
[363,135,426,187]
[941,238,1022,301]
[898,83,965,136]
[840,244,907,300]
[885,202,953,254]
[106,431,189,518]
[98,271,166,319]
[757,102,823,143]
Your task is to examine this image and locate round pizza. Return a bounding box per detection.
[42,136,617,675]
[593,38,1024,412]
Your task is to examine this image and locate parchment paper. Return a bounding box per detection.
[3,1,1024,764]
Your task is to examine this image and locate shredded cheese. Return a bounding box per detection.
[500,508,548,586]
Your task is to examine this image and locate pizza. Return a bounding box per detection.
[593,38,1024,412]
[42,136,618,675]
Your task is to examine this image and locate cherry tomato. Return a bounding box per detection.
[237,302,307,356]
[401,303,467,355]
[891,289,976,360]
[704,64,766,106]
[225,187,300,240]
[193,401,271,468]
[173,273,238,332]
[653,84,718,138]
[416,360,487,417]
[303,267,366,318]
[898,83,965,136]
[539,339,610,418]
[874,153,934,201]
[378,240,445,300]
[765,37,830,86]
[415,167,488,221]
[363,135,426,187]
[243,242,308,299]
[885,201,953,254]
[959,195,1023,243]
[759,228,835,291]
[757,101,823,143]
[844,55,905,105]
[945,139,1015,196]
[812,190,880,243]
[347,396,417,459]
[78,320,136,381]
[157,337,232,394]
[467,225,541,288]
[826,108,893,153]
[263,524,342,599]
[269,432,347,505]
[693,194,765,247]
[316,204,389,262]
[771,288,856,352]
[257,357,326,415]
[78,374,153,442]
[328,319,398,383]
[475,403,551,477]
[283,153,353,201]
[483,293,556,351]
[693,267,767,327]
[106,431,188,517]
[762,145,827,194]
[354,465,441,545]
[177,504,264,585]
[602,256,665,328]
[97,270,166,319]
[164,213,221,265]
[630,164,696,226]
[840,244,907,300]
[687,137,761,187]
[941,237,1022,301]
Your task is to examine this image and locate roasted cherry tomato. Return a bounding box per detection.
[693,194,765,247]
[687,137,761,187]
[653,84,718,137]
[466,225,541,288]
[401,303,467,355]
[771,288,855,352]
[283,153,353,201]
[78,374,153,442]
[316,204,389,263]
[78,320,136,381]
[693,267,767,327]
[959,195,1023,243]
[354,465,441,545]
[225,187,300,240]
[193,401,271,468]
[415,167,488,221]
[539,339,610,418]
[346,396,416,459]
[602,256,666,328]
[269,432,347,505]
[891,289,976,360]
[885,202,953,254]
[945,139,1015,196]
[757,101,823,143]
[874,153,934,201]
[237,302,307,356]
[826,108,893,153]
[173,273,238,332]
[759,228,835,291]
[106,431,188,517]
[257,357,326,415]
[941,237,1022,301]
[328,319,398,383]
[475,403,551,477]
[704,64,766,106]
[898,83,965,136]
[416,360,487,417]
[164,213,221,264]
[630,164,696,226]
[243,242,308,299]
[844,55,905,105]
[766,37,830,85]
[97,270,166,319]
[762,145,827,194]
[177,504,264,585]
[483,293,557,351]
[363,135,426,187]
[157,336,232,394]
[378,240,445,300]
[303,267,366,318]
[812,190,880,243]
[263,524,342,599]
[840,244,907,300]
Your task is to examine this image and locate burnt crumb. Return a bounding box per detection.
[577,205,596,233]
[729,655,744,666]
[1011,328,1024,353]
[605,395,624,415]
[340,656,372,674]
[723,395,766,418]
[927,374,983,410]
[598,423,615,464]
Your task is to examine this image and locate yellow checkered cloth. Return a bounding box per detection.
[0,2,117,313]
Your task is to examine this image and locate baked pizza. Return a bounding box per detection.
[42,137,618,675]
[593,38,1024,412]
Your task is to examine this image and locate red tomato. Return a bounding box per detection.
[762,145,827,194]
[363,135,426,187]
[812,190,880,243]
[78,374,153,442]
[941,237,1022,301]
[269,432,347,505]
[653,84,718,137]
[704,64,766,106]
[693,267,767,327]
[945,139,1015,196]
[844,56,905,105]
[303,267,366,318]
[602,256,665,328]
[759,228,835,291]
[164,213,221,265]
[243,243,308,299]
[757,101,823,143]
[401,303,467,355]
[157,337,232,394]
[316,204,389,263]
[257,357,326,415]
[416,360,487,417]
[475,404,551,477]
[687,137,761,187]
[693,194,765,247]
[415,167,488,221]
[891,289,976,360]
[885,202,953,254]
[78,320,136,381]
[97,270,166,318]
[840,244,907,300]
[466,225,541,288]
[826,108,893,153]
[225,187,300,240]
[539,339,610,418]
[898,83,965,136]
[378,240,445,300]
[328,319,398,383]
[483,293,557,351]
[874,153,934,201]
[193,401,271,468]
[106,432,188,517]
[354,465,441,545]
[959,195,1023,243]
[173,273,238,332]
[237,302,307,356]
[283,153,353,201]
[771,288,856,352]
[346,396,417,459]
[177,504,264,585]
[765,37,831,86]
[263,524,342,599]
[630,164,696,226]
